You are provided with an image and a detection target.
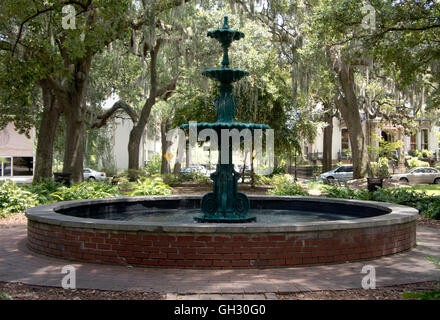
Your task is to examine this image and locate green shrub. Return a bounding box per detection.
[254,174,271,186]
[50,181,120,201]
[370,157,390,178]
[111,174,133,192]
[322,185,440,220]
[22,179,64,204]
[180,172,211,184]
[162,174,183,187]
[193,173,211,184]
[270,166,285,176]
[130,178,172,196]
[413,149,434,159]
[406,156,430,168]
[268,175,309,196]
[0,180,38,217]
[323,185,369,200]
[144,154,162,176]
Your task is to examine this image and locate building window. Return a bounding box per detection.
[0,157,12,176]
[12,157,33,176]
[410,134,417,151]
[421,129,429,150]
[341,129,350,150]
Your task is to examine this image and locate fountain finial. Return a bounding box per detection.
[222,16,229,29]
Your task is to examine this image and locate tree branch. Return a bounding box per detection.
[91,100,138,128]
[155,74,180,101]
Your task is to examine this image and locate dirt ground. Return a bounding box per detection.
[1,182,439,300]
[0,280,438,301]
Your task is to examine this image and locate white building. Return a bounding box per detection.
[108,117,161,170]
[0,123,35,183]
[305,116,440,166]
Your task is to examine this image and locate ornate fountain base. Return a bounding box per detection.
[195,163,255,223]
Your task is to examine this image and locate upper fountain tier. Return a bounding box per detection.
[202,16,249,84]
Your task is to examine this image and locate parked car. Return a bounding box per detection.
[180,166,207,175]
[391,167,440,185]
[318,165,353,181]
[83,168,107,181]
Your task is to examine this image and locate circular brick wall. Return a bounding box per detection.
[26,196,418,269]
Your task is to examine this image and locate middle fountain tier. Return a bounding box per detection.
[182,16,270,223]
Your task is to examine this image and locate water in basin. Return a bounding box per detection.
[95,208,361,224]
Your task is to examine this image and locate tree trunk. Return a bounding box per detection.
[160,119,170,174]
[48,58,91,183]
[398,130,406,172]
[128,123,145,180]
[62,96,86,182]
[33,80,63,182]
[331,50,370,178]
[322,104,333,173]
[250,146,255,188]
[173,161,181,174]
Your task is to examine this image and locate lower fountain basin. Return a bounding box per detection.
[26,195,418,269]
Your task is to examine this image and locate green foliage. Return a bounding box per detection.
[342,148,352,158]
[323,185,440,220]
[269,166,286,177]
[0,180,38,217]
[406,156,430,168]
[112,175,132,190]
[129,178,172,196]
[162,172,211,186]
[323,185,369,200]
[369,139,402,160]
[413,149,434,159]
[190,173,211,184]
[403,289,440,300]
[50,182,120,202]
[162,174,183,187]
[144,154,162,176]
[180,172,211,184]
[370,157,390,178]
[254,174,272,186]
[268,175,309,196]
[0,292,13,300]
[22,179,64,204]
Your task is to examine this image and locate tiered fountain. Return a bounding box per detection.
[183,16,269,223]
[25,17,417,269]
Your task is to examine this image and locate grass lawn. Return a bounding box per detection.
[409,184,440,196]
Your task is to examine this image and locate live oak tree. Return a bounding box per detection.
[91,2,197,179]
[312,0,440,176]
[0,0,135,181]
[1,0,192,182]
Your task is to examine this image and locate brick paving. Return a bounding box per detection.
[0,225,439,296]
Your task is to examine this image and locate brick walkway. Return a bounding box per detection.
[0,225,439,295]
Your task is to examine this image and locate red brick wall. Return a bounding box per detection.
[27,220,416,268]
